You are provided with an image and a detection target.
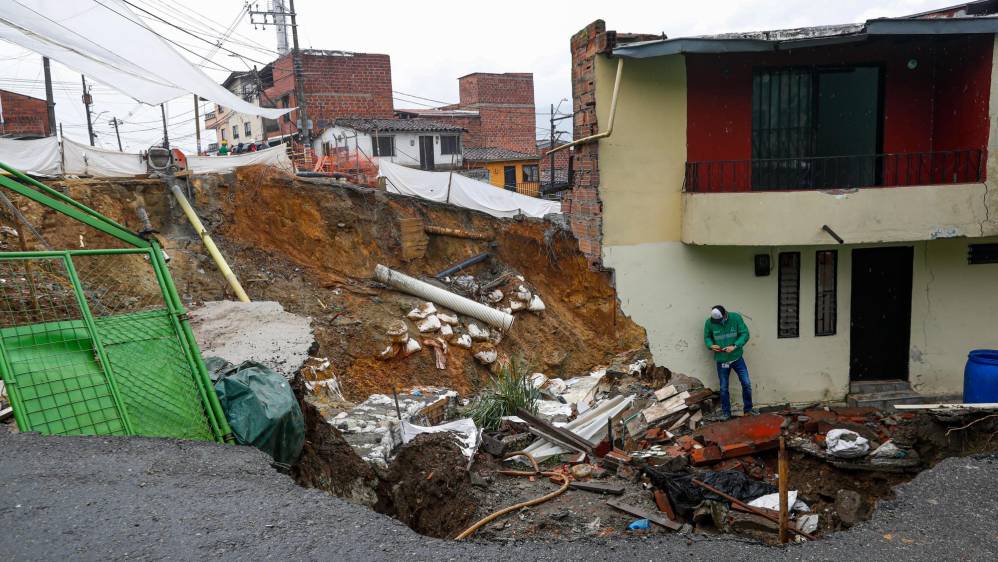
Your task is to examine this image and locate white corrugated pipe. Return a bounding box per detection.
[374,264,514,331]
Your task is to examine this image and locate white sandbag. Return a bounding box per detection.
[825,429,870,458]
[417,315,441,333]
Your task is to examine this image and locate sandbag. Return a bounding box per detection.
[210,358,304,466]
[644,468,777,517]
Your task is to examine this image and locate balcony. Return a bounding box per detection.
[684,150,984,193]
[680,149,996,246]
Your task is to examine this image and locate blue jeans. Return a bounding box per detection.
[716,357,753,417]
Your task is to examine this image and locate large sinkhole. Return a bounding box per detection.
[285,374,998,543]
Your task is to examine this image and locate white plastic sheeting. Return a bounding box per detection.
[378,160,562,219]
[400,418,481,465]
[0,1,291,119]
[63,138,145,177]
[0,137,60,176]
[187,145,294,175]
[517,394,635,463]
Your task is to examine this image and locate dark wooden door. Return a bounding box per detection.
[850,246,913,381]
[418,136,434,170]
[503,165,516,189]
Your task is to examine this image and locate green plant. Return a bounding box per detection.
[469,358,539,430]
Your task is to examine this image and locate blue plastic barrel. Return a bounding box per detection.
[964,350,998,403]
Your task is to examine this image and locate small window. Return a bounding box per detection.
[244,122,252,136]
[372,135,394,157]
[522,164,539,183]
[815,250,837,336]
[440,135,460,155]
[777,252,800,338]
[968,243,998,264]
[232,125,239,139]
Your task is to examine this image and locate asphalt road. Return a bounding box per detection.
[1,432,996,561]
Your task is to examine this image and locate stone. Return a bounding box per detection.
[835,489,865,527]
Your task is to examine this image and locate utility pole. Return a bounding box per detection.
[160,104,170,149]
[249,0,310,150]
[81,75,95,146]
[42,57,56,136]
[193,94,202,155]
[109,118,123,151]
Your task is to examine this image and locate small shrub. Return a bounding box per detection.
[468,358,539,430]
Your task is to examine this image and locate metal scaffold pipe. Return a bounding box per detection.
[168,182,250,303]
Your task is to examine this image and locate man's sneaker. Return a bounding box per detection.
[744,408,759,416]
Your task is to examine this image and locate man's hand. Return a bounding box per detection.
[710,344,721,352]
[723,346,736,353]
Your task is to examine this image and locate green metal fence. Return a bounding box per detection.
[0,162,231,443]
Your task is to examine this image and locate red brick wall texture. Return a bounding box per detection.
[0,89,50,137]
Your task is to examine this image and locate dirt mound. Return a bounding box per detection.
[26,168,647,402]
[376,433,475,538]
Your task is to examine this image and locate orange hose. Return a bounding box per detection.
[454,451,571,540]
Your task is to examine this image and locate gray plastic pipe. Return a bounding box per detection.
[374,264,514,331]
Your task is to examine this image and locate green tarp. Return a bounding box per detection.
[210,358,304,466]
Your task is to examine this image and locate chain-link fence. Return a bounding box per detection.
[0,162,230,443]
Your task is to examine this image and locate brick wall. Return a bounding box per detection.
[453,73,537,154]
[0,89,50,137]
[264,51,394,137]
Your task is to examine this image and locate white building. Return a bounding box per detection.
[317,118,464,171]
[204,71,283,154]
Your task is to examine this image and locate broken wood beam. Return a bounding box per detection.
[607,498,683,531]
[515,407,594,455]
[424,225,494,240]
[653,489,678,521]
[570,481,625,495]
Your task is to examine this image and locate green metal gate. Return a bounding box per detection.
[0,162,231,443]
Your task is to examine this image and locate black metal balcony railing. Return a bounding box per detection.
[684,150,984,193]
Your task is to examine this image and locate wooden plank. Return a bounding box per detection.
[653,489,678,521]
[654,385,678,402]
[570,481,625,495]
[515,407,594,455]
[642,392,690,424]
[667,412,691,431]
[0,407,12,422]
[606,498,683,531]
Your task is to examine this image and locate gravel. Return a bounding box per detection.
[1,431,996,561]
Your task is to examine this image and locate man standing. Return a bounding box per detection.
[703,305,754,419]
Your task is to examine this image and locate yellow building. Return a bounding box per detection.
[463,147,541,197]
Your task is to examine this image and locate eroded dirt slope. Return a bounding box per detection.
[20,167,646,400]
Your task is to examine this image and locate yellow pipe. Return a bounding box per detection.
[168,182,250,303]
[545,57,624,156]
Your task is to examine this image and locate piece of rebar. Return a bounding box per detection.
[392,387,402,421]
[692,478,816,541]
[779,436,789,544]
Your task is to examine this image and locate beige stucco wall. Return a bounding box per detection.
[604,239,998,406]
[682,183,998,246]
[594,54,687,247]
[593,42,998,405]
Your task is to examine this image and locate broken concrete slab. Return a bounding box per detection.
[189,300,314,379]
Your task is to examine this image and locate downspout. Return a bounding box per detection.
[545,57,624,156]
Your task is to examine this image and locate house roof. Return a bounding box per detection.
[333,118,465,133]
[463,147,539,162]
[395,108,480,118]
[613,10,998,59]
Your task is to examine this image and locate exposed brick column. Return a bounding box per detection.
[566,20,612,267]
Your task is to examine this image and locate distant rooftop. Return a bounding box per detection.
[463,147,539,162]
[395,108,479,118]
[334,118,464,133]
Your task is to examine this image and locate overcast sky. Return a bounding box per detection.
[0,0,951,153]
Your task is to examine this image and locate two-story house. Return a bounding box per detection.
[204,70,282,153]
[565,5,998,407]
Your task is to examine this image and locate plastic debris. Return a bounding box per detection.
[825,429,870,458]
[514,285,532,302]
[797,513,819,534]
[468,322,490,341]
[406,302,437,320]
[454,334,473,349]
[474,348,498,365]
[417,314,442,333]
[386,320,409,342]
[437,312,459,325]
[440,323,454,339]
[528,294,546,312]
[510,299,528,312]
[627,518,651,531]
[403,338,422,356]
[485,289,504,303]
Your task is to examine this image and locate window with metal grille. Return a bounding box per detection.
[440,135,460,155]
[968,243,998,264]
[815,250,837,336]
[778,252,800,338]
[232,125,239,139]
[372,135,394,157]
[522,164,539,183]
[244,122,251,136]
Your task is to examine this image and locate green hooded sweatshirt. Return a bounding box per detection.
[703,312,750,363]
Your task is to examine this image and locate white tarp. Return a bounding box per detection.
[187,145,294,175]
[400,418,481,466]
[0,1,291,119]
[378,160,562,219]
[0,136,60,176]
[63,138,145,177]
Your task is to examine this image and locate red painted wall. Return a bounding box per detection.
[685,35,994,191]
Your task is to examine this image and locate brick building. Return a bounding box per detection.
[264,49,394,137]
[0,89,50,138]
